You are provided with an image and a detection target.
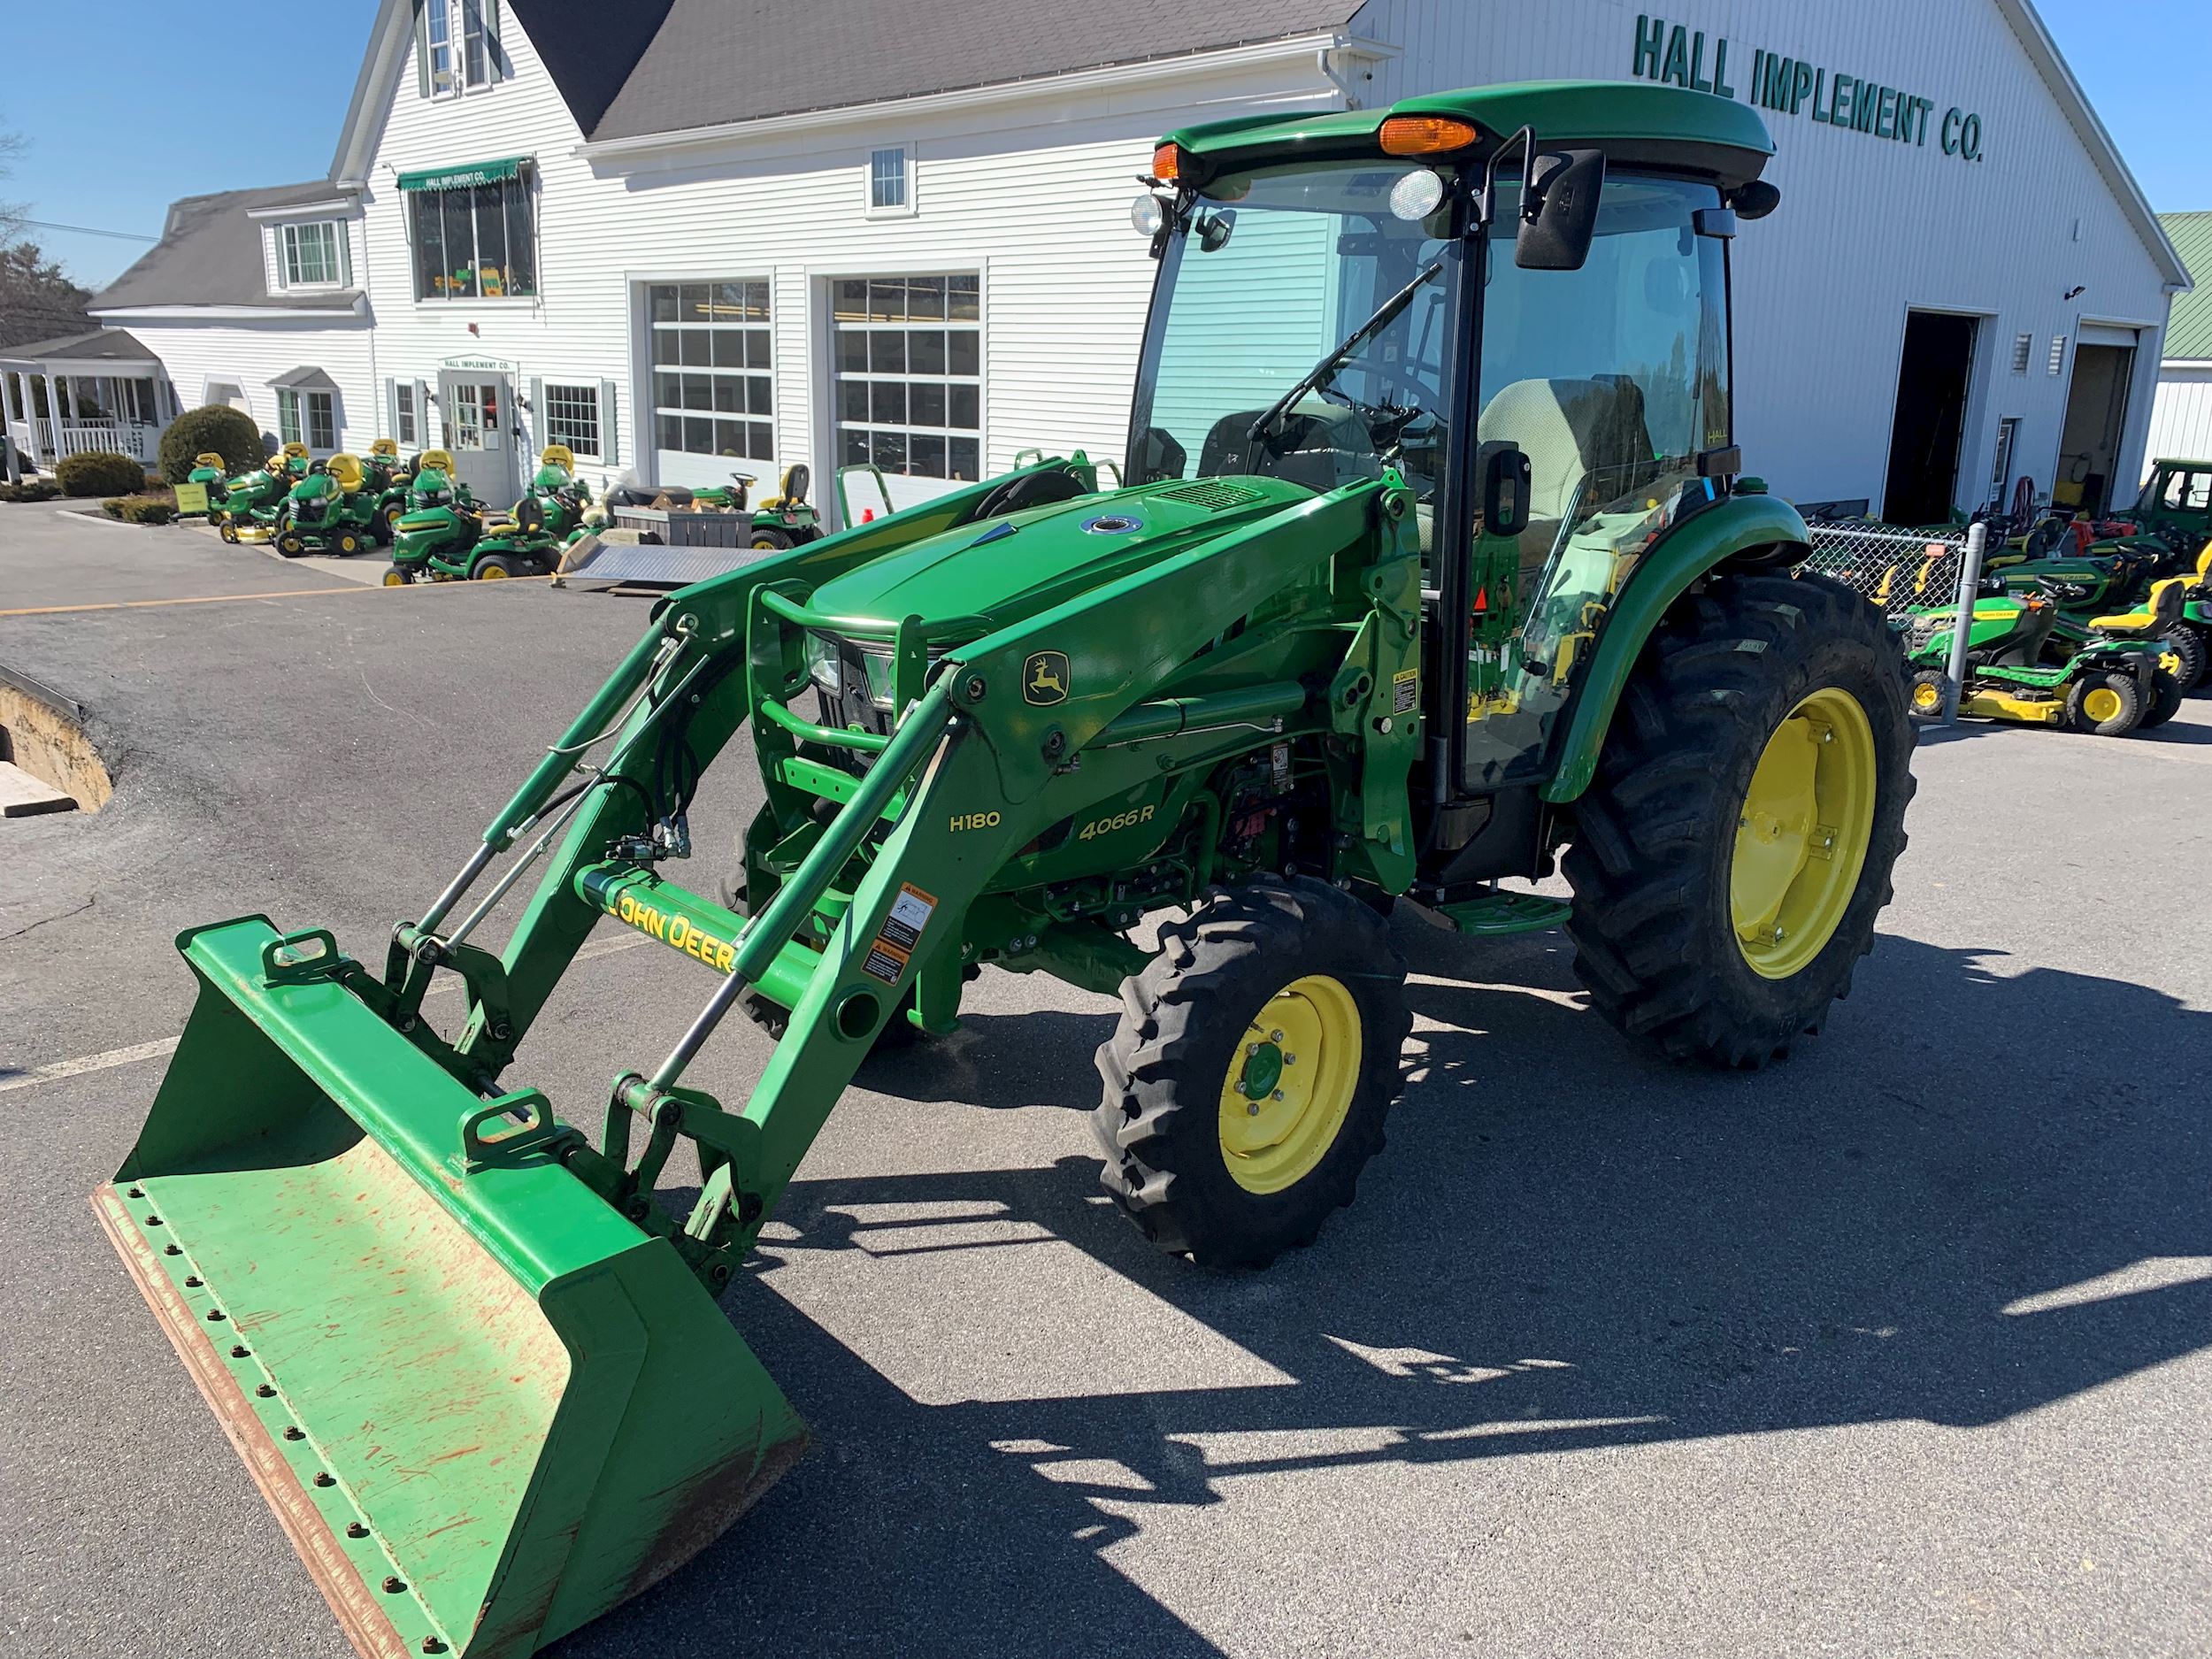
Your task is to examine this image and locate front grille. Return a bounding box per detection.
[1148,479,1267,511]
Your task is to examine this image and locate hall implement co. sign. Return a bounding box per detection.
[1631,15,1985,163]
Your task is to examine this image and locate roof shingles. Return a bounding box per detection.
[91,183,361,313]
[2162,213,2212,362]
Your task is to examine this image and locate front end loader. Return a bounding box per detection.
[99,81,1914,1658]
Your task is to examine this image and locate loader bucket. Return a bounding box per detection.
[93,916,806,1659]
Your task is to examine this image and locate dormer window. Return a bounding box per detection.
[281,221,347,288]
[419,0,503,98]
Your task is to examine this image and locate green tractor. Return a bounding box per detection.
[213,442,311,543]
[384,449,488,579]
[96,82,1916,1659]
[2119,459,2212,558]
[273,453,383,558]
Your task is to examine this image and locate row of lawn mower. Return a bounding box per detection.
[1883,489,2212,738]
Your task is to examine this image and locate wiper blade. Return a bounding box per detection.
[1246,257,1445,444]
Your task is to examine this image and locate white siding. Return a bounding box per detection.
[114,314,376,454]
[352,22,1340,508]
[1350,0,2177,516]
[2147,365,2212,472]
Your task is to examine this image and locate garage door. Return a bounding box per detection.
[648,280,774,490]
[832,274,980,510]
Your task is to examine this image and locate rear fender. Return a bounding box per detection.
[1542,494,1812,803]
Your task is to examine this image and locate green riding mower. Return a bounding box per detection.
[213,442,311,543]
[385,444,593,583]
[273,453,383,558]
[181,451,229,517]
[96,81,1917,1659]
[607,462,824,549]
[361,436,418,543]
[383,449,489,580]
[1903,578,2180,734]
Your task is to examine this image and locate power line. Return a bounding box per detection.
[13,218,158,243]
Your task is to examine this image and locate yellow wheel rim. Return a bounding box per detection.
[1910,680,1944,713]
[2082,686,2124,724]
[1217,974,1362,1194]
[479,564,510,580]
[2159,648,2182,678]
[382,569,406,587]
[1731,688,1878,981]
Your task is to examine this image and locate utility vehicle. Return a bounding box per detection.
[607,462,824,549]
[97,81,1914,1659]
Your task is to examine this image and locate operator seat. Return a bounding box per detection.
[2089,577,2186,637]
[1474,376,1657,576]
[1197,403,1376,495]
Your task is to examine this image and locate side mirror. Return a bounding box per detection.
[1729,180,1782,221]
[1516,148,1606,272]
[1478,441,1532,538]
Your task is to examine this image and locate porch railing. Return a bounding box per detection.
[24,419,158,465]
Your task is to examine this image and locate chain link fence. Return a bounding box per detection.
[1797,520,1970,621]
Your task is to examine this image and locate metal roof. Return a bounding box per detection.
[271,365,342,392]
[2162,213,2212,361]
[513,0,1355,144]
[0,328,157,365]
[89,183,363,314]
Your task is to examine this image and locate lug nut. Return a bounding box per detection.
[1271,1089,1285,1102]
[1247,1102,1260,1116]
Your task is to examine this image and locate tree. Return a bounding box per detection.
[0,129,92,349]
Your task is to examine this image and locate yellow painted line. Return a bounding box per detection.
[0,575,551,618]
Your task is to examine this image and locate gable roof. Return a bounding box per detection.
[2162,213,2212,361]
[0,328,157,366]
[90,183,362,314]
[519,0,1356,144]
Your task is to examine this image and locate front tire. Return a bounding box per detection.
[1563,572,1914,1069]
[1907,667,1953,722]
[2065,671,2140,736]
[1094,876,1409,1266]
[276,530,306,557]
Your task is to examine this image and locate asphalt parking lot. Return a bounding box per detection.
[4,503,2211,1659]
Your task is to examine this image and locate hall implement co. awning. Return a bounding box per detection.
[396,157,527,192]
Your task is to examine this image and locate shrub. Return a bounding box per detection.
[57,449,150,497]
[102,494,179,526]
[158,404,265,484]
[0,479,60,503]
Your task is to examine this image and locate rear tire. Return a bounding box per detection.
[1094,876,1409,1266]
[2065,671,2141,736]
[749,528,794,552]
[474,554,523,580]
[2139,668,2183,732]
[2157,626,2205,691]
[1563,572,1914,1069]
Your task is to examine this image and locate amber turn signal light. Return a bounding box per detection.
[1379,116,1479,156]
[1151,144,1185,184]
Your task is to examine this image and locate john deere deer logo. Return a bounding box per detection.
[1024,651,1070,706]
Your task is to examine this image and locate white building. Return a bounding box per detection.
[9,0,2188,526]
[2147,213,2211,472]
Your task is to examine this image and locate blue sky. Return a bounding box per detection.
[2,0,2203,291]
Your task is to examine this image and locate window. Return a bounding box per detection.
[648,281,774,463]
[868,147,910,214]
[2164,471,2211,511]
[543,382,601,457]
[395,381,419,446]
[2011,333,2032,374]
[278,389,336,451]
[281,221,345,288]
[426,0,451,91]
[832,275,980,481]
[420,0,495,96]
[461,0,490,88]
[410,175,535,300]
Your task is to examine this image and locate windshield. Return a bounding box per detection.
[1127,161,1461,514]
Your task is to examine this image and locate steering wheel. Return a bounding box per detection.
[972,467,1087,520]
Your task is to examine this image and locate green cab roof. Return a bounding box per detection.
[1164,80,1775,189]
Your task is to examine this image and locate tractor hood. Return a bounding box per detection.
[805,474,1315,637]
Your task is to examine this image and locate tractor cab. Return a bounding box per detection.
[1126,82,1779,883]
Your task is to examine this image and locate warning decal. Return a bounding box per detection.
[1392,668,1418,714]
[862,882,938,984]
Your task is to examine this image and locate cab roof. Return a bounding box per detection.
[1164,80,1776,191]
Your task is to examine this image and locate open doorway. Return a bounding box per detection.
[2055,339,2137,516]
[1882,311,1979,526]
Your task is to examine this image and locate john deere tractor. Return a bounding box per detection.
[96,82,1913,1659]
[274,453,382,557]
[212,442,311,543]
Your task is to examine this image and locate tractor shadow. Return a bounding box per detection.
[567,933,2212,1658]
